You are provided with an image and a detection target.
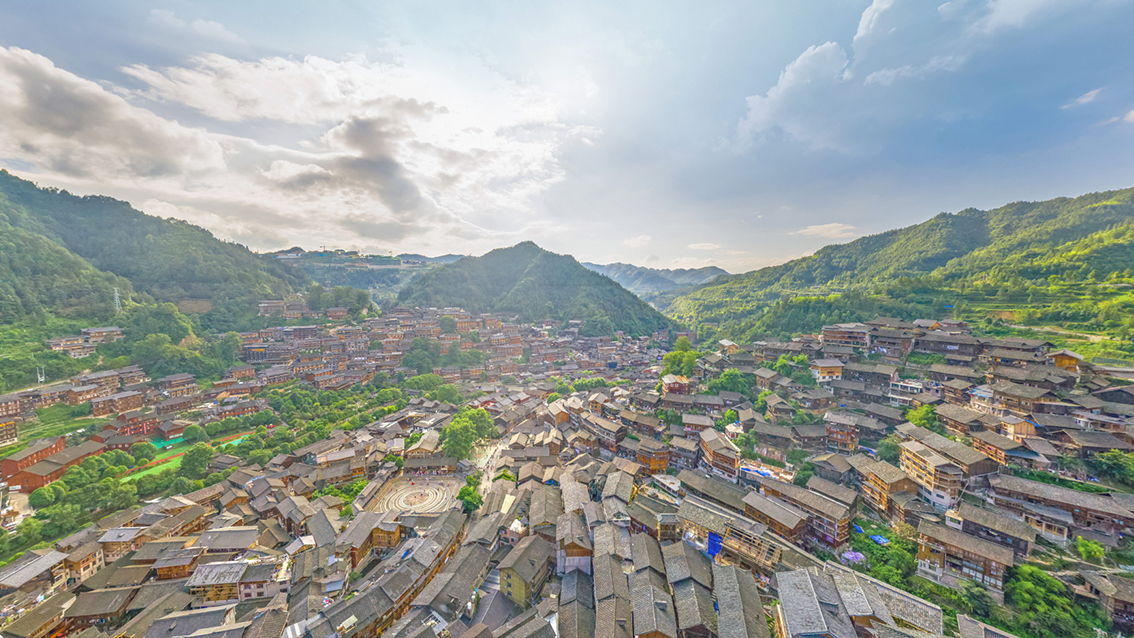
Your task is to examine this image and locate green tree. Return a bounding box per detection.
[546,392,560,404]
[122,302,195,344]
[28,487,56,509]
[793,462,815,487]
[1088,450,1134,483]
[673,336,693,352]
[439,316,458,334]
[247,449,273,467]
[403,373,446,393]
[714,409,739,432]
[183,424,208,443]
[179,443,216,480]
[17,517,42,545]
[707,368,749,396]
[62,465,94,490]
[877,435,901,463]
[430,384,462,404]
[906,404,941,433]
[1075,536,1105,562]
[456,485,483,513]
[960,580,995,618]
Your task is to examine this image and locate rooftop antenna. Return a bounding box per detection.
[113,287,122,314]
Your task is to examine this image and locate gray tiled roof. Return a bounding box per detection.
[955,502,1036,543]
[990,473,1134,519]
[871,584,943,636]
[866,461,911,485]
[499,535,553,583]
[917,521,1014,566]
[631,533,666,575]
[775,568,856,638]
[713,563,769,638]
[676,495,734,536]
[758,477,850,521]
[935,404,985,425]
[806,475,858,507]
[556,512,592,550]
[596,596,633,638]
[661,541,713,589]
[958,614,1022,638]
[630,568,677,638]
[412,543,492,618]
[824,562,893,625]
[602,471,635,503]
[592,523,632,561]
[561,569,595,609]
[593,552,631,602]
[673,580,717,634]
[676,470,748,512]
[742,491,806,529]
[558,600,596,638]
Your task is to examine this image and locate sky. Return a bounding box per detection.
[1,1,1133,273]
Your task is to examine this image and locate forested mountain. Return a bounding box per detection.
[662,187,1134,352]
[396,242,676,336]
[0,215,133,322]
[0,171,310,330]
[582,262,727,294]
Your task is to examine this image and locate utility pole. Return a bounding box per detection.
[36,366,45,384]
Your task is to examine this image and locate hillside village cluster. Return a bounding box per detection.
[0,309,1133,638]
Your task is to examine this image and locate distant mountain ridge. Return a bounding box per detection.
[582,262,727,294]
[397,253,465,264]
[396,242,675,336]
[663,185,1134,330]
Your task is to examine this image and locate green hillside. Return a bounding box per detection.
[582,262,728,295]
[665,187,1134,351]
[0,171,310,330]
[0,211,132,323]
[396,242,676,336]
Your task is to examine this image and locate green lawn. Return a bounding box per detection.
[125,456,181,479]
[122,431,251,481]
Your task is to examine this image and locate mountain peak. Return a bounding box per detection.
[396,242,674,336]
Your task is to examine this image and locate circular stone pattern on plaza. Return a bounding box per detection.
[374,477,460,513]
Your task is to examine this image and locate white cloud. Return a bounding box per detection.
[864,54,966,86]
[736,42,849,149]
[1125,109,1134,123]
[688,243,721,250]
[147,10,246,46]
[0,45,598,254]
[856,0,898,41]
[623,234,651,247]
[790,223,858,238]
[669,257,719,269]
[972,0,1080,34]
[121,54,406,125]
[0,47,225,180]
[1062,88,1102,109]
